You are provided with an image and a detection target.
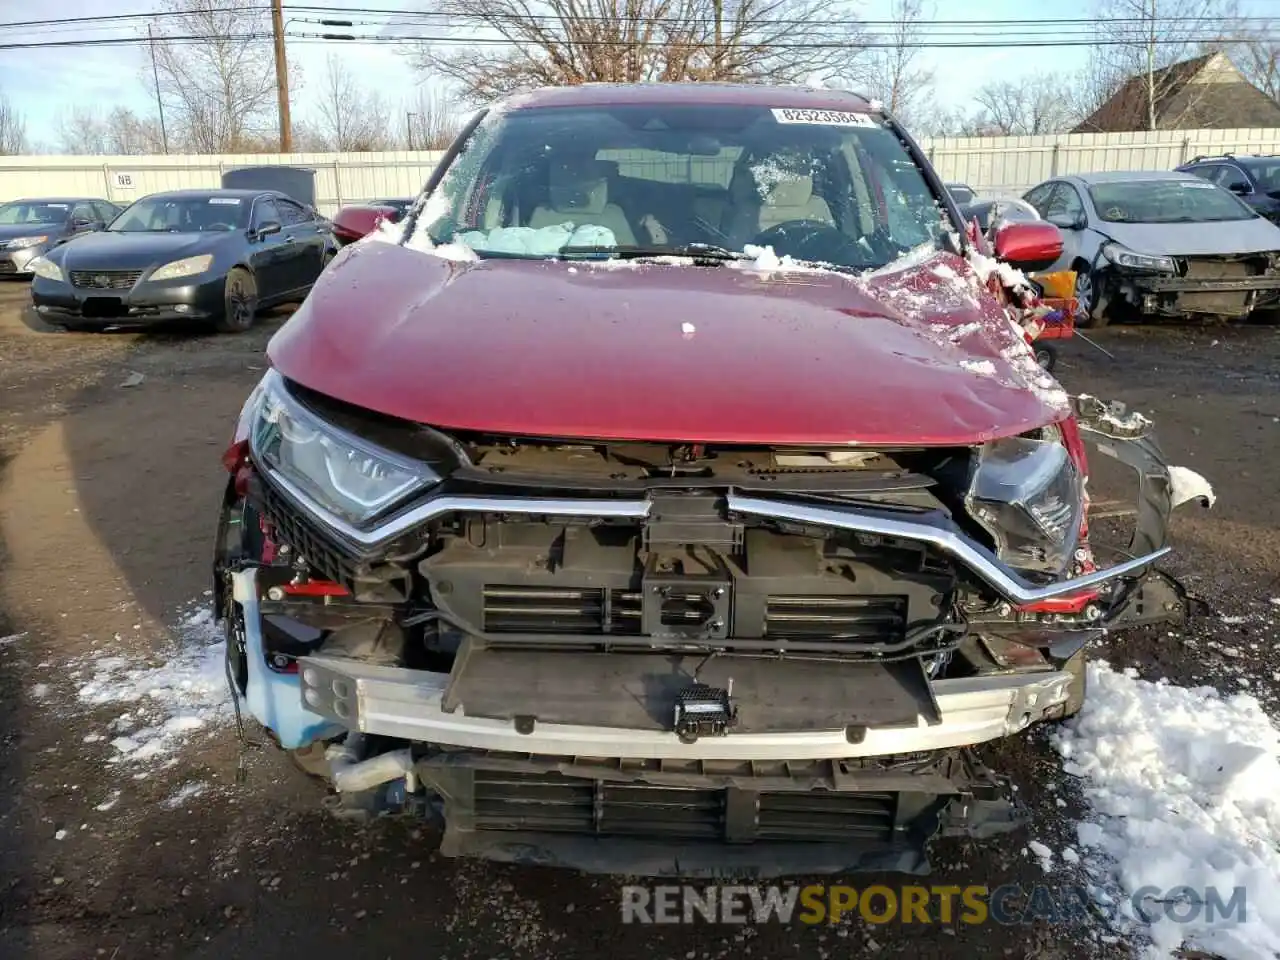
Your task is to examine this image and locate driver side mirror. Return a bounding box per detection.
[331,204,395,246]
[1226,180,1250,195]
[254,220,283,239]
[71,217,98,231]
[993,221,1063,272]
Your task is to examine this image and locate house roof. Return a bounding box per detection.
[1073,53,1280,133]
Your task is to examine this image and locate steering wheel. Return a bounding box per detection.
[751,219,866,266]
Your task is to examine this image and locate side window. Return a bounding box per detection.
[93,201,118,223]
[1023,183,1055,215]
[275,198,311,226]
[1222,165,1252,191]
[254,198,282,228]
[1191,164,1225,184]
[70,202,98,224]
[1045,183,1084,221]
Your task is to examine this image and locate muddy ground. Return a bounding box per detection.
[0,279,1276,960]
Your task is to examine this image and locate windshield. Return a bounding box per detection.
[108,195,250,233]
[0,202,70,225]
[417,104,949,270]
[1088,179,1257,223]
[1247,161,1280,194]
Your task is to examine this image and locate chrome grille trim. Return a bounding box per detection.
[260,470,1168,606]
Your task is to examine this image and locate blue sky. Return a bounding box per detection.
[0,0,1102,149]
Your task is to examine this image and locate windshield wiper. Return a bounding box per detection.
[558,243,752,263]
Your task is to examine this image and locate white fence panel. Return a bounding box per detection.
[0,127,1278,210]
[0,151,447,215]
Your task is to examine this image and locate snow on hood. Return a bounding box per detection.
[1054,662,1280,959]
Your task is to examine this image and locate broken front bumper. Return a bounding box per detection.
[1119,272,1280,317]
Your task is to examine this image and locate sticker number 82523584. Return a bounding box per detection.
[770,108,878,127]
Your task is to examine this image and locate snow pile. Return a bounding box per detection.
[740,243,806,272]
[1169,465,1216,508]
[966,248,1033,294]
[74,606,230,764]
[1054,662,1280,959]
[959,358,997,377]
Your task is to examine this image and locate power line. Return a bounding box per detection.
[0,25,1266,52]
[0,6,1272,34]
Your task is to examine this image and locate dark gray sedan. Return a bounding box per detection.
[0,197,120,276]
[1022,171,1280,325]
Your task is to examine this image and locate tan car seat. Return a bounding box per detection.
[757,175,834,230]
[528,159,636,245]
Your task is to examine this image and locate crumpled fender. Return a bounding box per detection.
[1071,394,1209,629]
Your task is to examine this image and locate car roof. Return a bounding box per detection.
[6,196,106,204]
[1063,171,1207,185]
[500,82,876,113]
[141,188,272,201]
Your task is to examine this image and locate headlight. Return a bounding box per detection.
[966,436,1083,577]
[1101,243,1175,273]
[149,254,214,281]
[8,235,48,249]
[247,370,440,527]
[28,256,63,282]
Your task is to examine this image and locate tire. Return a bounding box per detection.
[1050,650,1087,721]
[217,267,258,333]
[1074,267,1110,329]
[1034,343,1057,373]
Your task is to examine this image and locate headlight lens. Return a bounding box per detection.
[149,254,214,281]
[1101,243,1175,273]
[8,235,48,249]
[966,436,1083,577]
[29,256,63,281]
[248,370,439,526]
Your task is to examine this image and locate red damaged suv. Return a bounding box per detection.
[215,83,1196,877]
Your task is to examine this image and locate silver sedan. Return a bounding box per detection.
[1020,171,1280,325]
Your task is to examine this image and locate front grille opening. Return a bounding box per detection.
[469,770,899,843]
[765,595,907,641]
[482,585,642,635]
[69,269,143,289]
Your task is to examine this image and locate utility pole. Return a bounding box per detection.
[406,113,416,151]
[147,23,170,154]
[271,0,292,152]
[712,0,723,79]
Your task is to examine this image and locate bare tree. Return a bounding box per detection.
[1221,4,1280,101]
[407,0,863,102]
[150,0,278,152]
[56,107,111,155]
[856,0,934,127]
[57,106,171,155]
[1085,0,1236,130]
[405,86,462,150]
[0,92,27,155]
[314,54,392,151]
[972,74,1084,135]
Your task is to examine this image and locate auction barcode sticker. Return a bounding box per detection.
[771,108,878,127]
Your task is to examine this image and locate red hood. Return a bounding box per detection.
[267,241,1069,446]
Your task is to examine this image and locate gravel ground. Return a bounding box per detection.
[0,277,1277,960]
